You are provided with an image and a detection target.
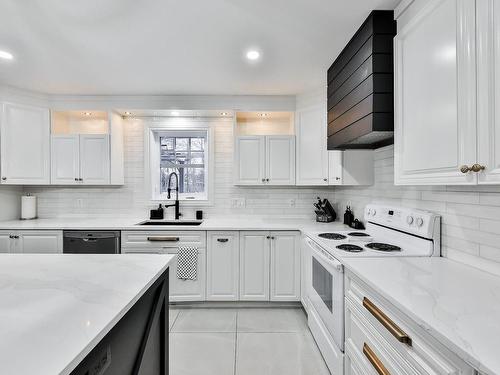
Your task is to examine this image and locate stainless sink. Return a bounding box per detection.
[136,220,203,226]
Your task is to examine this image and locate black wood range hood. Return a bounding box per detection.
[327,10,396,150]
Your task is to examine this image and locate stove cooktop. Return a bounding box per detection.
[318,233,347,240]
[365,242,402,252]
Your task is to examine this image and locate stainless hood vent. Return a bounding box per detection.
[327,10,396,149]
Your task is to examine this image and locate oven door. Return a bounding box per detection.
[306,237,344,350]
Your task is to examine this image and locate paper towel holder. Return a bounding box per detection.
[21,194,38,220]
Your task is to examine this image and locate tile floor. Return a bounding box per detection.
[169,307,331,375]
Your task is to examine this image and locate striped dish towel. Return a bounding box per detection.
[176,246,198,280]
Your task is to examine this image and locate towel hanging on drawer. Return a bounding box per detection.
[176,246,198,280]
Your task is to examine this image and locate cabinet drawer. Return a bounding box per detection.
[121,231,206,250]
[345,297,417,375]
[345,272,475,375]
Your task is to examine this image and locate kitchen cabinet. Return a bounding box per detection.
[270,231,300,301]
[51,135,80,184]
[234,136,265,185]
[0,230,62,253]
[345,270,475,375]
[51,134,110,185]
[476,0,500,184]
[295,107,329,186]
[121,230,206,302]
[234,135,295,185]
[0,231,13,253]
[206,231,239,301]
[394,0,478,185]
[239,231,300,301]
[0,102,51,185]
[328,150,374,185]
[239,231,270,301]
[19,231,63,253]
[79,134,110,185]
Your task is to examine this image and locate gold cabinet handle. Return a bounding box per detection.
[460,165,471,173]
[363,297,412,346]
[147,236,179,242]
[471,164,485,173]
[363,343,391,375]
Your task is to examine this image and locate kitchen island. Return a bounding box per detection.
[0,253,175,375]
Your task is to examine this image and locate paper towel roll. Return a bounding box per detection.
[21,195,37,220]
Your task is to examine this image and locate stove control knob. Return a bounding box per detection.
[416,217,424,227]
[406,216,414,225]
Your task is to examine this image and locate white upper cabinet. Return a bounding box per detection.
[394,0,478,185]
[0,103,50,184]
[266,135,295,185]
[329,150,374,186]
[79,134,110,185]
[234,136,266,185]
[476,0,500,184]
[295,107,328,185]
[234,135,295,185]
[51,135,80,184]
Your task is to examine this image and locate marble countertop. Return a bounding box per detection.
[343,257,500,375]
[0,216,349,233]
[0,254,176,375]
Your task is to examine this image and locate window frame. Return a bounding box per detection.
[145,119,214,205]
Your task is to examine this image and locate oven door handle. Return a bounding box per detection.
[306,238,343,271]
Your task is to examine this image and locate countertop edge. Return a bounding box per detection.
[59,254,176,375]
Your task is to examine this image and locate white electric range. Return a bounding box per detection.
[304,204,441,375]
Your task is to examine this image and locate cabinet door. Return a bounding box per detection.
[0,103,50,184]
[394,0,477,185]
[328,151,343,185]
[239,231,270,301]
[79,134,110,185]
[266,135,295,185]
[270,232,300,301]
[295,108,328,185]
[51,135,80,185]
[206,232,239,301]
[168,252,206,302]
[0,231,12,253]
[20,231,62,253]
[477,0,500,183]
[234,136,265,185]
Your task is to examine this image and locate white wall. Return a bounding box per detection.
[25,116,334,219]
[335,145,500,277]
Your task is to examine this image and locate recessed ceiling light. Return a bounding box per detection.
[0,50,13,60]
[83,112,92,116]
[171,111,180,116]
[124,111,132,116]
[259,113,268,117]
[220,112,228,116]
[246,50,260,61]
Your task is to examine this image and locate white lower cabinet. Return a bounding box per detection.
[206,231,240,301]
[270,231,300,301]
[0,230,62,253]
[345,270,475,375]
[121,231,206,302]
[239,231,270,301]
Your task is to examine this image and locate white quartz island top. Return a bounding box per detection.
[0,254,176,375]
[343,257,500,375]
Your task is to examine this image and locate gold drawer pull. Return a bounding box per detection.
[363,297,412,346]
[363,343,391,375]
[147,236,180,242]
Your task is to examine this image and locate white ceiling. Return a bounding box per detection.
[0,0,398,96]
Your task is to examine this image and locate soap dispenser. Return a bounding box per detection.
[343,206,354,226]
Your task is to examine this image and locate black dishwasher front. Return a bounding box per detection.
[63,231,121,254]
